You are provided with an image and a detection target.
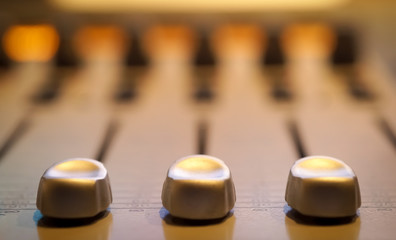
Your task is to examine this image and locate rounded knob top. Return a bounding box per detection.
[44,158,107,179]
[168,155,230,180]
[292,156,355,179]
[285,155,361,218]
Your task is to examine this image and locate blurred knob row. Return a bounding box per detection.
[0,23,358,68]
[1,22,372,104]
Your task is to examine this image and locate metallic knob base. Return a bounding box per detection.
[162,155,236,220]
[36,158,112,219]
[285,156,361,218]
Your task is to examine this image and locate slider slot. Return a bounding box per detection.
[115,32,147,103]
[288,120,307,158]
[95,120,118,162]
[55,35,80,68]
[125,33,148,67]
[0,115,30,160]
[268,68,292,101]
[0,44,10,70]
[331,28,373,100]
[193,31,216,102]
[194,33,216,66]
[272,81,292,101]
[33,34,80,104]
[197,121,209,155]
[194,69,214,102]
[378,117,396,151]
[344,70,374,100]
[262,32,291,101]
[33,70,64,104]
[115,70,138,102]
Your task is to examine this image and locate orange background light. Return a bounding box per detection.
[3,24,59,62]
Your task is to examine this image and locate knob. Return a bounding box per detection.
[162,155,235,220]
[36,158,112,219]
[285,156,361,218]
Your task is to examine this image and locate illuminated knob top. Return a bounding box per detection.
[36,158,112,219]
[162,155,236,220]
[285,156,361,218]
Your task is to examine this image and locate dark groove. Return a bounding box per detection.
[194,85,213,102]
[378,117,396,151]
[285,207,358,226]
[33,71,64,104]
[0,116,30,160]
[95,120,118,162]
[194,69,215,102]
[271,78,292,101]
[345,72,374,101]
[115,70,137,103]
[160,207,232,226]
[288,120,307,158]
[36,210,110,227]
[197,121,209,155]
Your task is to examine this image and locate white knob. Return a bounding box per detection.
[36,158,112,219]
[162,155,236,220]
[285,156,361,218]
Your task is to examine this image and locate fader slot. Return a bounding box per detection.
[0,30,10,70]
[0,114,30,160]
[262,30,292,101]
[196,120,209,155]
[32,70,65,104]
[287,120,307,159]
[0,63,53,156]
[331,27,374,100]
[95,119,119,162]
[289,23,396,235]
[193,69,215,102]
[103,27,197,234]
[210,25,295,218]
[191,31,216,102]
[114,70,139,102]
[125,32,149,67]
[33,35,80,104]
[378,117,396,152]
[115,33,149,102]
[194,32,216,67]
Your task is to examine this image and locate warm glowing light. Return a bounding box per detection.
[298,157,344,170]
[177,157,224,172]
[169,155,230,180]
[49,0,350,13]
[292,156,354,178]
[3,24,59,62]
[74,25,127,60]
[54,160,100,172]
[213,24,264,58]
[282,23,336,58]
[46,158,106,179]
[143,25,195,58]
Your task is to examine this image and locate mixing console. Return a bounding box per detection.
[1,0,396,239]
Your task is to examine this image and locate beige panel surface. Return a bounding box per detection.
[1,37,396,240]
[0,61,118,238]
[0,63,49,147]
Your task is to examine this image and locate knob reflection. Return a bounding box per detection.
[36,210,112,240]
[161,208,235,240]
